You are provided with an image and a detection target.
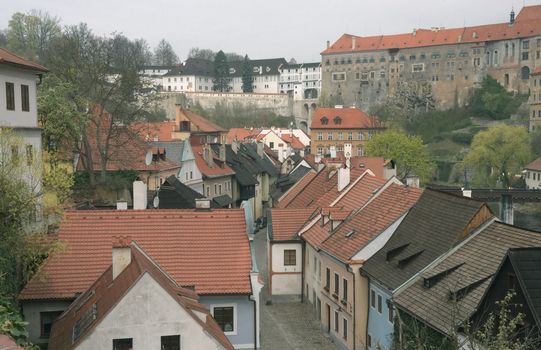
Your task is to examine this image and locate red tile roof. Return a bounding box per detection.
[525,155,541,171]
[48,242,234,350]
[281,134,305,150]
[322,6,541,55]
[226,128,261,144]
[192,145,235,178]
[19,209,253,300]
[320,184,423,263]
[131,121,177,142]
[276,170,317,208]
[270,208,316,241]
[532,66,541,76]
[310,107,382,129]
[0,48,48,72]
[178,108,226,133]
[283,167,339,208]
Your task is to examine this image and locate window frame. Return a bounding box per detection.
[21,84,30,112]
[377,294,383,313]
[334,273,339,295]
[210,303,237,335]
[370,289,376,308]
[5,82,15,111]
[40,311,63,338]
[343,278,348,301]
[112,338,133,350]
[161,335,181,350]
[283,249,297,266]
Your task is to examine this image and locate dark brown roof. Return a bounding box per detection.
[362,190,492,291]
[0,48,48,72]
[48,242,234,350]
[394,221,541,335]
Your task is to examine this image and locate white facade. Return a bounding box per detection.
[270,242,303,296]
[139,66,173,89]
[76,273,227,350]
[163,74,214,93]
[279,63,321,100]
[230,73,281,94]
[525,168,541,189]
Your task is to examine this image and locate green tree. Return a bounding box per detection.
[464,125,531,188]
[366,129,435,182]
[6,10,61,63]
[241,55,253,93]
[468,76,527,120]
[153,39,179,66]
[530,128,541,156]
[212,50,230,92]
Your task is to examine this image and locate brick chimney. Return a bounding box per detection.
[112,236,132,279]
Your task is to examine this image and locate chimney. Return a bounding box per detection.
[202,144,213,166]
[326,40,330,49]
[257,142,264,158]
[405,175,420,188]
[112,236,132,280]
[330,146,337,158]
[232,139,239,154]
[337,165,350,192]
[219,143,226,161]
[195,198,211,211]
[412,28,417,36]
[133,180,148,210]
[175,104,182,128]
[334,105,343,109]
[510,9,515,25]
[116,201,128,210]
[351,36,356,49]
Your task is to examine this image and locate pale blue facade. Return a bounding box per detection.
[367,281,394,350]
[200,295,257,349]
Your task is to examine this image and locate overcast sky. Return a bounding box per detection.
[0,0,533,62]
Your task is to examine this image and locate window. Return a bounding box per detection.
[180,120,190,132]
[343,278,348,301]
[388,302,394,323]
[522,52,529,61]
[113,338,133,350]
[26,145,33,166]
[347,132,353,140]
[284,249,296,266]
[523,40,530,50]
[213,306,235,333]
[321,117,329,125]
[368,334,372,348]
[317,146,323,155]
[332,72,346,81]
[377,294,382,313]
[214,184,217,195]
[412,63,424,72]
[334,310,339,332]
[317,132,323,141]
[370,289,376,308]
[5,82,15,110]
[357,147,364,156]
[218,184,222,195]
[206,186,209,197]
[189,171,193,180]
[269,141,274,148]
[21,84,30,111]
[325,268,330,290]
[327,132,333,141]
[337,132,343,140]
[358,132,364,140]
[334,273,339,294]
[40,311,62,338]
[161,335,180,350]
[343,318,348,340]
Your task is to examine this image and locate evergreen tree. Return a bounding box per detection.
[213,50,230,92]
[242,55,253,93]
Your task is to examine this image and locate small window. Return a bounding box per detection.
[113,338,133,350]
[334,273,339,294]
[343,278,348,301]
[347,132,353,140]
[377,294,382,313]
[40,311,63,338]
[327,133,333,141]
[388,302,394,323]
[213,306,235,333]
[161,335,180,350]
[6,82,15,111]
[343,318,348,340]
[370,289,375,308]
[180,120,190,132]
[284,249,296,266]
[21,84,30,112]
[334,310,339,332]
[269,141,274,148]
[325,268,330,289]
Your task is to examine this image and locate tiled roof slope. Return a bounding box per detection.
[269,208,316,241]
[275,170,317,208]
[0,47,48,72]
[300,172,387,249]
[525,155,541,171]
[48,242,234,350]
[322,6,541,55]
[226,128,260,144]
[178,108,226,133]
[192,145,235,178]
[131,121,177,142]
[19,209,252,300]
[394,222,541,335]
[283,167,339,208]
[362,190,493,291]
[320,184,422,262]
[311,107,381,129]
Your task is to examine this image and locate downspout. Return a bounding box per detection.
[349,266,356,350]
[301,241,306,303]
[361,268,369,350]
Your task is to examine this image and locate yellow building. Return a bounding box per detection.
[310,107,384,156]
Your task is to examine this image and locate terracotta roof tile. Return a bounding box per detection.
[525,155,541,171]
[0,47,48,72]
[178,109,226,133]
[48,243,234,350]
[269,208,316,241]
[226,128,260,144]
[192,145,235,178]
[310,107,382,129]
[275,171,317,208]
[320,184,423,262]
[19,209,252,300]
[280,134,305,150]
[131,121,177,142]
[322,6,541,55]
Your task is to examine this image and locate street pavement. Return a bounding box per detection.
[252,227,340,350]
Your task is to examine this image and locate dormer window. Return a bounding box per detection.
[180,121,190,132]
[321,117,329,125]
[334,117,342,125]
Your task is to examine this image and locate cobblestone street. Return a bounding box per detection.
[253,228,340,350]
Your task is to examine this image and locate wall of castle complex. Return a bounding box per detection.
[322,36,541,111]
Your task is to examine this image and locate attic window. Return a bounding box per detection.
[180,121,190,132]
[345,230,355,238]
[423,262,465,289]
[397,249,424,268]
[448,274,493,302]
[321,117,329,125]
[334,117,342,125]
[386,243,410,262]
[72,303,97,342]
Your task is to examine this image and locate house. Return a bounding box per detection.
[310,106,384,156]
[228,58,287,94]
[279,62,321,100]
[471,247,541,340]
[174,106,227,145]
[529,67,541,131]
[192,144,235,206]
[0,48,48,189]
[154,176,225,209]
[271,161,314,200]
[19,208,263,349]
[48,240,234,350]
[162,58,214,93]
[525,155,541,189]
[361,190,493,350]
[138,64,176,91]
[393,221,541,347]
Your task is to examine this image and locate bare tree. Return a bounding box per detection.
[153,39,179,66]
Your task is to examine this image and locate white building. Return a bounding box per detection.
[279,62,321,100]
[229,58,287,94]
[162,58,214,93]
[139,65,175,90]
[525,155,541,189]
[0,48,47,190]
